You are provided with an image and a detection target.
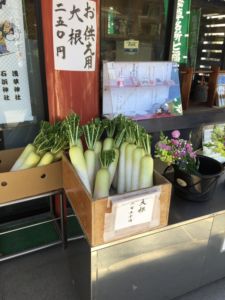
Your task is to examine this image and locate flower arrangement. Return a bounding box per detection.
[155,130,199,174]
[204,125,225,157]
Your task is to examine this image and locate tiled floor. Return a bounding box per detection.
[0,242,225,300]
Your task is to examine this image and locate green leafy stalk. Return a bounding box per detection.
[33,121,52,148]
[91,118,105,141]
[141,133,152,156]
[134,124,146,147]
[63,113,82,147]
[83,120,102,150]
[114,128,126,149]
[99,150,115,168]
[125,120,136,144]
[103,117,118,138]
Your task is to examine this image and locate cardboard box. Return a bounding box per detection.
[63,153,172,246]
[0,148,63,204]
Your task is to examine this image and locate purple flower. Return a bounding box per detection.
[171,130,180,139]
[180,150,187,157]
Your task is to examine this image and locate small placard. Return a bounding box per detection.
[124,40,139,50]
[103,187,161,242]
[114,194,155,230]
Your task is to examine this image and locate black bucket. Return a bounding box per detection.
[165,155,224,202]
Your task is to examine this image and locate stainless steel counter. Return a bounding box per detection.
[65,173,225,300]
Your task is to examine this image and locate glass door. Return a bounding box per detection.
[0,0,47,149]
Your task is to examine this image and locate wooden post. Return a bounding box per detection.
[40,0,100,124]
[40,0,100,216]
[207,66,220,107]
[180,67,194,110]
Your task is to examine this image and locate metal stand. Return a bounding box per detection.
[0,190,65,262]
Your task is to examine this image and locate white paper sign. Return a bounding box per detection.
[0,0,33,125]
[53,0,96,71]
[114,193,157,231]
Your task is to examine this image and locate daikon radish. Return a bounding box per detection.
[93,150,115,199]
[139,133,154,189]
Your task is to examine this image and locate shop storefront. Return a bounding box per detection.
[0,0,225,299]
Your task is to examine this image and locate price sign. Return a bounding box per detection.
[53,0,97,71]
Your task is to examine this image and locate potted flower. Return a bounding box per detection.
[155,130,199,174]
[155,130,223,202]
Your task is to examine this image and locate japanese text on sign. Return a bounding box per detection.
[0,70,21,101]
[0,0,33,124]
[53,0,96,71]
[171,0,190,64]
[114,193,158,231]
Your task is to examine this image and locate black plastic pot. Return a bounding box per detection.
[165,155,224,202]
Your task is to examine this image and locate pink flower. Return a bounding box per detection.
[186,143,193,152]
[171,139,179,146]
[171,130,180,139]
[190,152,196,158]
[159,143,171,151]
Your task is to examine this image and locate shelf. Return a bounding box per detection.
[138,106,225,132]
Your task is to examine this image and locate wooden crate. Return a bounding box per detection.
[0,148,63,204]
[63,153,172,246]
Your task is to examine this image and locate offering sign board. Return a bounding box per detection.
[53,0,97,71]
[0,0,33,125]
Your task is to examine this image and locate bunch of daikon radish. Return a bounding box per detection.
[10,121,67,171]
[63,113,154,199]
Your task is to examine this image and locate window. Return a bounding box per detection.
[100,0,170,62]
[0,0,47,148]
[189,0,225,71]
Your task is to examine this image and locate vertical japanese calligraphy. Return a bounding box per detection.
[53,0,96,71]
[171,0,191,64]
[0,0,33,124]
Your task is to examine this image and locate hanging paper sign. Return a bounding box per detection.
[53,0,96,71]
[0,0,33,125]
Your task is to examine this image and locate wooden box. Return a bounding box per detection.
[63,153,172,246]
[0,148,63,204]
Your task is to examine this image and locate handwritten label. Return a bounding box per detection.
[53,0,96,71]
[114,193,158,231]
[124,40,139,49]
